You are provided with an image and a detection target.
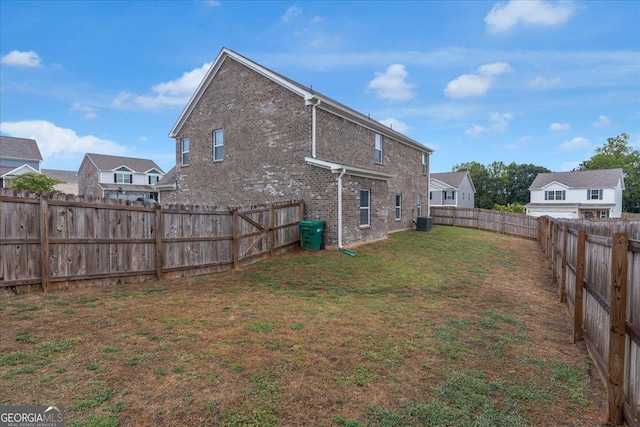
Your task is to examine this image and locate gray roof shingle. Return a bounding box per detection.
[430,172,469,188]
[529,168,624,190]
[0,135,43,161]
[41,169,78,183]
[85,153,164,174]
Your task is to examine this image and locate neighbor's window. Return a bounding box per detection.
[374,134,383,164]
[421,153,427,174]
[444,190,455,200]
[417,195,422,217]
[213,129,224,161]
[395,194,402,220]
[148,175,160,185]
[545,190,566,200]
[598,210,609,218]
[587,189,603,200]
[114,173,132,184]
[360,190,370,227]
[181,138,190,166]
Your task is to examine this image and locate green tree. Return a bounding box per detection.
[452,161,493,209]
[504,162,551,205]
[10,173,64,193]
[577,133,640,213]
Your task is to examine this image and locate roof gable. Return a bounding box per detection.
[169,47,432,153]
[84,153,164,174]
[0,136,43,161]
[430,171,475,192]
[529,169,624,190]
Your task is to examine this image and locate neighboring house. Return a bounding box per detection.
[525,169,625,219]
[429,171,476,208]
[0,135,43,188]
[41,169,79,195]
[154,166,177,203]
[163,47,433,248]
[78,153,165,200]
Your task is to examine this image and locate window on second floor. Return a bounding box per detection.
[213,129,224,161]
[421,153,427,174]
[114,173,132,184]
[181,138,190,166]
[395,194,402,220]
[148,176,160,185]
[587,189,603,200]
[545,190,566,200]
[374,134,383,164]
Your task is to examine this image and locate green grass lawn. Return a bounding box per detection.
[0,226,604,426]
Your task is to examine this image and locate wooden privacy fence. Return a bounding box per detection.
[430,206,539,240]
[539,217,639,426]
[0,189,304,295]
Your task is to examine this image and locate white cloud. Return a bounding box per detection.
[549,122,571,131]
[379,118,409,133]
[0,120,127,159]
[139,136,148,142]
[504,143,519,150]
[558,137,592,151]
[282,5,302,22]
[485,0,576,33]
[1,50,42,67]
[113,62,211,110]
[528,76,561,88]
[444,62,512,98]
[591,115,612,128]
[310,16,324,24]
[204,0,220,6]
[465,112,513,137]
[367,64,415,102]
[70,103,97,119]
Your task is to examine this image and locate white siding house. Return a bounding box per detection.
[429,171,476,208]
[525,169,625,219]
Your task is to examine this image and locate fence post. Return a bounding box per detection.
[560,225,568,303]
[269,203,275,256]
[551,221,558,285]
[232,208,239,270]
[607,232,629,425]
[573,229,586,343]
[155,203,164,280]
[40,195,50,293]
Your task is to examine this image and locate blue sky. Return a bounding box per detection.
[1,0,639,174]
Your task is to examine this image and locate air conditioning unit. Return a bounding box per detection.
[416,216,433,232]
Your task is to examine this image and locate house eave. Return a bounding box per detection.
[305,157,395,181]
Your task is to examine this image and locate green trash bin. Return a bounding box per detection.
[299,220,326,252]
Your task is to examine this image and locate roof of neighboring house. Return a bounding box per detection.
[0,135,43,161]
[41,169,78,183]
[83,153,165,174]
[529,169,624,190]
[169,48,433,154]
[430,171,476,192]
[155,166,177,188]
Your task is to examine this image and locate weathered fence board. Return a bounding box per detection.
[0,189,303,295]
[431,206,538,239]
[540,217,639,426]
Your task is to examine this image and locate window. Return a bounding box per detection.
[213,129,224,161]
[417,195,422,217]
[114,173,132,184]
[545,190,566,200]
[421,153,427,174]
[444,190,455,200]
[395,194,402,220]
[587,189,603,200]
[181,138,190,166]
[360,190,370,226]
[598,210,609,219]
[374,134,383,164]
[148,176,159,185]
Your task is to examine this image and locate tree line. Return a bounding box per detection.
[452,133,639,213]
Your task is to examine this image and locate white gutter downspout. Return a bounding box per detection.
[312,103,317,158]
[337,168,346,249]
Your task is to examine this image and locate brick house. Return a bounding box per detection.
[78,153,165,200]
[162,48,433,248]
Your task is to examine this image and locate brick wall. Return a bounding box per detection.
[77,157,103,198]
[164,56,430,246]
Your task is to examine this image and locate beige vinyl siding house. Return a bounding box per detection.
[525,169,625,219]
[162,47,433,248]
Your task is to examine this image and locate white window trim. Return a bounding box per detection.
[360,189,371,227]
[395,194,402,221]
[181,138,190,166]
[114,173,133,184]
[213,129,224,162]
[421,153,427,174]
[374,134,383,165]
[417,195,422,217]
